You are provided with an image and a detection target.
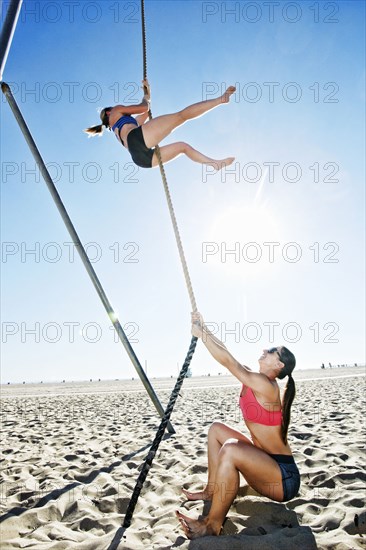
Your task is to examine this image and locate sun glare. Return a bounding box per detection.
[210,203,281,244]
[206,203,283,279]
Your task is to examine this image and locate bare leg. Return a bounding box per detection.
[177,441,284,539]
[183,422,253,501]
[142,86,236,148]
[152,142,234,170]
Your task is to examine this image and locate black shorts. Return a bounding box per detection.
[270,454,300,501]
[126,126,155,168]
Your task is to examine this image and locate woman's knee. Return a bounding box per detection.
[219,439,245,465]
[208,422,241,449]
[208,421,226,438]
[174,141,190,154]
[221,438,239,452]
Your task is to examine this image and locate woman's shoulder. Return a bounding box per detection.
[249,377,279,401]
[109,105,129,124]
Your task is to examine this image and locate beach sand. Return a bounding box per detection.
[1,366,365,549]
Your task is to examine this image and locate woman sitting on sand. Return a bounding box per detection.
[176,312,300,539]
[85,80,235,170]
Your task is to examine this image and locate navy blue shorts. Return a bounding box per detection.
[270,454,300,501]
[126,126,155,168]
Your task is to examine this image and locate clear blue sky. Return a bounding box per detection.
[1,0,365,383]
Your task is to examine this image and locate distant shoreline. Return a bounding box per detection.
[1,365,365,398]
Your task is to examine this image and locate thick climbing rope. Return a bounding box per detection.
[123,337,197,527]
[141,0,197,314]
[122,0,199,528]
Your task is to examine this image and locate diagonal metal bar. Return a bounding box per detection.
[1,81,175,434]
[0,0,23,81]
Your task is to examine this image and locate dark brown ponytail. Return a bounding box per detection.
[84,107,112,137]
[277,347,296,444]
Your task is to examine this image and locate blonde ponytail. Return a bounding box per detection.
[84,124,104,137]
[84,107,113,137]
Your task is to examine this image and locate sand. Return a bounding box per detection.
[1,366,365,549]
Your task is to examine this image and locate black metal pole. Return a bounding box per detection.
[1,82,174,434]
[0,0,23,81]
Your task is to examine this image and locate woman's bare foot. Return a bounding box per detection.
[176,510,221,539]
[221,86,236,103]
[207,157,235,171]
[182,487,212,501]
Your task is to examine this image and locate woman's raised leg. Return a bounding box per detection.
[152,142,234,170]
[182,422,253,501]
[142,86,236,148]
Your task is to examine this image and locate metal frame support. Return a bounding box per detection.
[1,82,175,434]
[0,0,23,81]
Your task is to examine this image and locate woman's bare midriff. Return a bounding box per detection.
[248,423,292,455]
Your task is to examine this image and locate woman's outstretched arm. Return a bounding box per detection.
[192,312,276,395]
[111,79,151,117]
[135,111,150,126]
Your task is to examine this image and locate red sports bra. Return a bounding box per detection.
[239,385,282,426]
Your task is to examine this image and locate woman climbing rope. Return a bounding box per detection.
[85,80,235,170]
[176,312,300,539]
